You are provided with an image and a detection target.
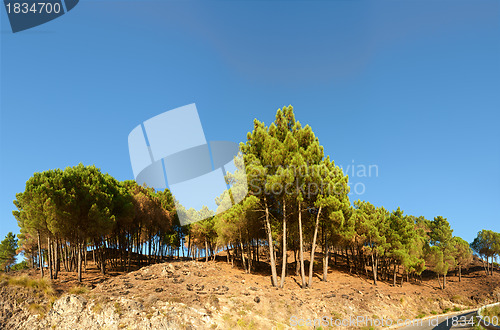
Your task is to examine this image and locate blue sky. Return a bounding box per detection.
[1,1,499,248]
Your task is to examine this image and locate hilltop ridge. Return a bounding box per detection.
[1,254,499,329]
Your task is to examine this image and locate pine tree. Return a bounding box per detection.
[352,201,388,285]
[428,216,455,289]
[0,232,18,272]
[452,236,472,282]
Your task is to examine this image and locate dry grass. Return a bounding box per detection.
[1,275,55,297]
[68,285,89,295]
[482,304,500,318]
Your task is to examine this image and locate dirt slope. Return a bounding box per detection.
[1,256,499,329]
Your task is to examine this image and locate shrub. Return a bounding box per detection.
[69,285,89,295]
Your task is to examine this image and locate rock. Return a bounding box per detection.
[53,294,87,315]
[254,297,260,303]
[249,286,258,291]
[155,288,164,292]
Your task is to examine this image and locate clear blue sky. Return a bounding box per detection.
[1,1,499,248]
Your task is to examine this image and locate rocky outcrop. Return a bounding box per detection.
[8,294,216,329]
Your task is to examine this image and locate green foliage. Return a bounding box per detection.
[427,216,455,277]
[0,232,18,271]
[11,260,28,271]
[14,164,174,279]
[453,237,473,268]
[471,229,500,260]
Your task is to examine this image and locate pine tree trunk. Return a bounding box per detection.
[181,238,185,259]
[322,231,329,282]
[54,239,59,279]
[205,238,209,263]
[84,242,87,272]
[346,248,351,274]
[127,240,132,272]
[47,236,53,280]
[308,206,322,287]
[62,244,68,272]
[280,198,287,288]
[37,231,44,278]
[298,202,306,288]
[459,265,462,282]
[393,263,397,286]
[323,247,329,282]
[148,232,152,264]
[77,242,82,282]
[100,245,106,275]
[239,232,247,273]
[371,253,378,285]
[256,240,260,263]
[295,249,300,276]
[264,197,278,287]
[213,244,218,261]
[246,241,252,273]
[443,273,446,289]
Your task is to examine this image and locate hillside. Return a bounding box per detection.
[1,253,499,329]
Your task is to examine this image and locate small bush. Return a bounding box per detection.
[91,301,103,314]
[114,302,123,316]
[69,285,89,295]
[28,302,48,318]
[482,305,500,318]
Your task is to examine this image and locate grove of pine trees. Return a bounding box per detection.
[12,106,499,290]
